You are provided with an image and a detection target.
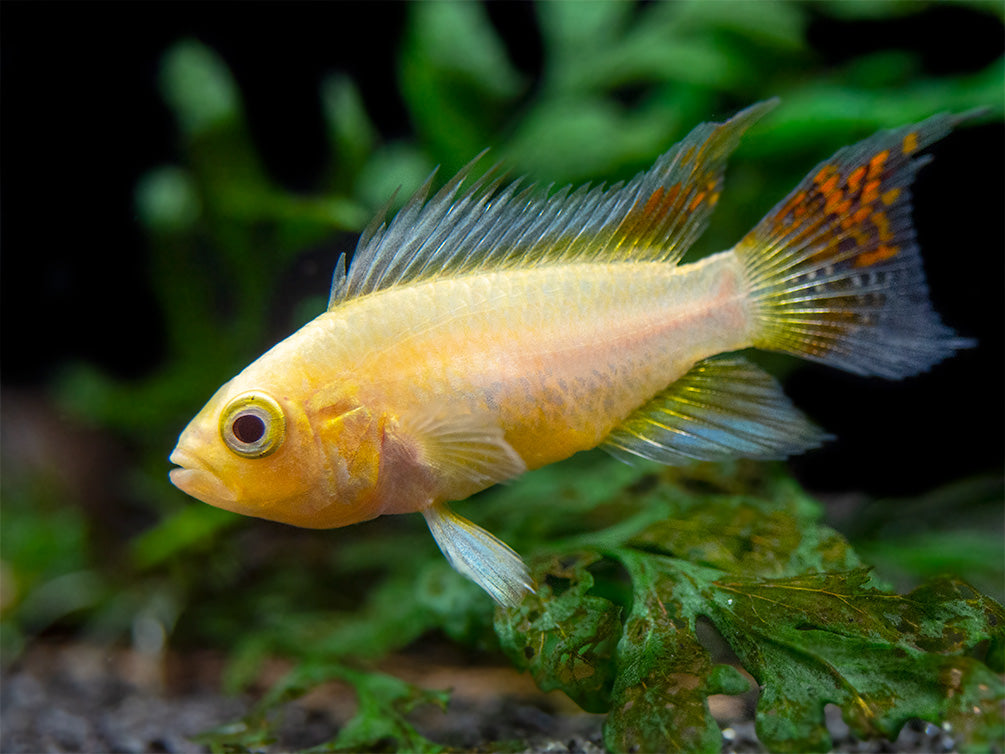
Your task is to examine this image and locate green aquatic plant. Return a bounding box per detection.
[4,2,1002,752]
[490,461,1004,753]
[192,458,1003,753]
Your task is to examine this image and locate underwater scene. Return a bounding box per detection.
[3,2,1003,752]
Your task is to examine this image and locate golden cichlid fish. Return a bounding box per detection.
[170,100,971,605]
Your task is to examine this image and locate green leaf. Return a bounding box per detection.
[858,530,1005,603]
[160,39,241,137]
[743,61,1005,158]
[603,552,747,754]
[672,0,807,53]
[504,97,674,184]
[322,74,378,192]
[495,552,622,713]
[705,569,1005,752]
[538,1,806,97]
[307,569,440,662]
[205,663,448,754]
[536,0,631,58]
[488,462,1002,752]
[628,491,860,577]
[130,504,239,570]
[399,2,523,168]
[354,142,435,214]
[135,166,202,232]
[537,0,633,94]
[193,717,277,754]
[819,0,1003,22]
[327,668,448,753]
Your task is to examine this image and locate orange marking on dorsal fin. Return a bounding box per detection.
[617,183,683,247]
[902,131,919,154]
[688,191,707,212]
[637,184,682,222]
[641,186,668,218]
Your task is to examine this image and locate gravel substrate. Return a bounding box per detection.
[1,641,967,753]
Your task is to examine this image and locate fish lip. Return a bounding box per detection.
[169,447,205,472]
[169,448,237,506]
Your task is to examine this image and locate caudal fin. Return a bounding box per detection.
[735,113,974,378]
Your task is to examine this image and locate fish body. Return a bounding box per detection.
[170,100,970,605]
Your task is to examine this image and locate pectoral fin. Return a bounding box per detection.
[601,356,830,465]
[401,406,527,496]
[423,502,534,607]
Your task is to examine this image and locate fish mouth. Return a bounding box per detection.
[169,448,237,506]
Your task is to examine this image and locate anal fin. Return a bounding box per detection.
[601,356,829,465]
[423,502,534,607]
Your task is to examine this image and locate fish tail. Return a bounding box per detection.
[734,113,975,378]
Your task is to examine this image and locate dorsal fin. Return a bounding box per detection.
[329,100,777,308]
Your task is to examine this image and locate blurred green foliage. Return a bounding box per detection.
[3,2,1003,752]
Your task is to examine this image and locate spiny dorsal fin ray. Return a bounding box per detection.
[330,100,778,307]
[600,356,830,465]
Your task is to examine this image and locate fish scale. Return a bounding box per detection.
[314,256,749,466]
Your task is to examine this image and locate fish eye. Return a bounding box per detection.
[220,392,286,458]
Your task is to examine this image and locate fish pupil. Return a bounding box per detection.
[233,413,266,444]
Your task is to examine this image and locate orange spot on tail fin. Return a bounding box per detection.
[733,110,969,378]
[867,149,890,178]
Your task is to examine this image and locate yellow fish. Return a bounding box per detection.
[170,100,970,605]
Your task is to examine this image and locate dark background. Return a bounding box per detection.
[2,1,1002,498]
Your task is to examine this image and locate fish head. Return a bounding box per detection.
[169,372,382,530]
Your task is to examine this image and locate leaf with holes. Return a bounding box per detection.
[705,568,1005,752]
[492,464,1004,754]
[494,551,622,713]
[603,551,750,754]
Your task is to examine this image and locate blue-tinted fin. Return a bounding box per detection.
[423,502,534,607]
[600,356,829,465]
[331,100,777,306]
[735,112,974,378]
